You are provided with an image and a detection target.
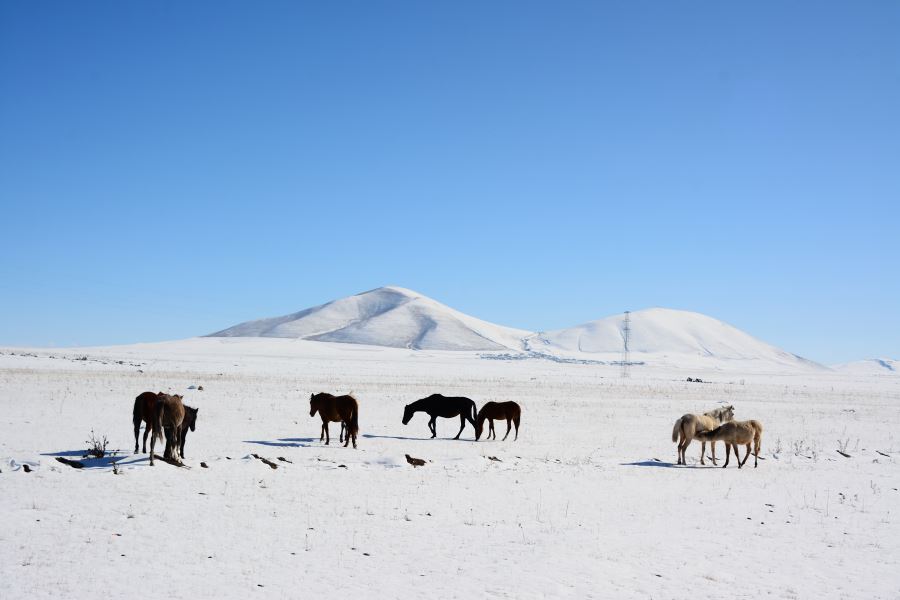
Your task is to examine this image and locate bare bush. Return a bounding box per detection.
[84,430,109,459]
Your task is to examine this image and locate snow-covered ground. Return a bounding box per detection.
[2,338,899,598]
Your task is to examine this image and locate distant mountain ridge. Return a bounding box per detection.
[209,286,824,369]
[831,358,898,375]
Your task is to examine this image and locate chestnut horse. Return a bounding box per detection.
[133,391,198,457]
[475,401,521,441]
[402,394,477,439]
[309,392,359,448]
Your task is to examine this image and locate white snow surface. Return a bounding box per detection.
[2,337,899,599]
[209,286,531,351]
[528,307,824,371]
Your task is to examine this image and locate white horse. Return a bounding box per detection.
[671,405,735,465]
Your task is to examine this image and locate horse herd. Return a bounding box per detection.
[132,390,761,469]
[131,390,522,466]
[672,404,764,468]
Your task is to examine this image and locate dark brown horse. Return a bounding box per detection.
[475,401,521,441]
[133,392,198,457]
[133,391,164,453]
[149,393,185,465]
[402,394,477,440]
[178,405,198,459]
[309,392,359,448]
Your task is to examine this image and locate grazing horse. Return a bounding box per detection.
[309,392,359,448]
[671,405,735,466]
[402,394,477,440]
[133,392,198,457]
[150,393,185,466]
[695,420,763,468]
[475,401,521,441]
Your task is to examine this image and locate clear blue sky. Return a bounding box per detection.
[1,1,898,364]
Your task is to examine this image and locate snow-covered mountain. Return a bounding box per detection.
[208,286,532,351]
[831,358,898,376]
[210,288,824,370]
[525,308,824,370]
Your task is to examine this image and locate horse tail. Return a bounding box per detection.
[132,396,143,429]
[672,417,683,443]
[348,401,359,437]
[152,400,164,445]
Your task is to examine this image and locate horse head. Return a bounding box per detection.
[721,405,735,422]
[183,406,198,431]
[402,404,413,425]
[309,393,319,417]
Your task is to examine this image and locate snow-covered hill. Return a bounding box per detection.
[210,288,824,371]
[831,357,899,376]
[209,286,532,351]
[526,308,824,371]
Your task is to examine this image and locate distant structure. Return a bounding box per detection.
[621,310,631,378]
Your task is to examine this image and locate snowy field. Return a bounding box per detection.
[2,337,899,599]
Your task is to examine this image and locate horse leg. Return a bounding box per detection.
[454,414,466,440]
[149,427,156,466]
[320,422,325,442]
[754,437,761,468]
[739,443,751,468]
[514,416,519,441]
[722,444,731,468]
[340,421,346,444]
[710,441,717,466]
[172,428,182,463]
[324,422,330,445]
[700,440,707,465]
[429,416,437,438]
[142,423,151,454]
[134,421,140,454]
[502,418,512,441]
[179,428,188,459]
[681,437,691,466]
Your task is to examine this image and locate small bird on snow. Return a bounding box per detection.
[405,454,426,467]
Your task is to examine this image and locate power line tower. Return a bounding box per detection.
[621,310,631,378]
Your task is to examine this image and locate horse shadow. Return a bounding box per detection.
[362,433,431,441]
[363,433,477,442]
[41,449,143,470]
[244,437,318,449]
[621,459,714,469]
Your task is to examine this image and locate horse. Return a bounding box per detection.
[475,401,521,441]
[309,392,359,448]
[133,392,198,457]
[178,406,198,459]
[402,394,477,440]
[695,420,763,468]
[149,393,185,466]
[671,405,735,466]
[133,391,164,453]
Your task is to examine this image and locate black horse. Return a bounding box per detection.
[402,394,477,439]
